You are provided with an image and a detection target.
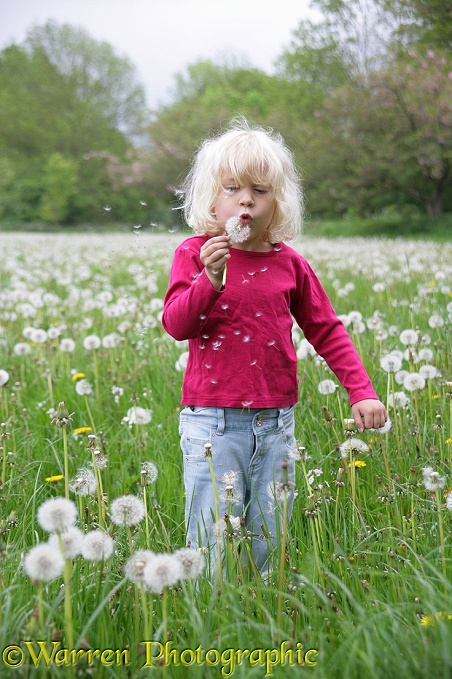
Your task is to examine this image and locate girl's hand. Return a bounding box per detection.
[351,399,388,432]
[200,235,231,290]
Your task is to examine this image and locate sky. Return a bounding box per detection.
[0,0,320,109]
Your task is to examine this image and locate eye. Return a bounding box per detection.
[223,185,239,193]
[254,186,269,194]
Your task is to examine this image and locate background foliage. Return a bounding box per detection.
[0,0,451,228]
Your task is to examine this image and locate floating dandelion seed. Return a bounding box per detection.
[110,495,145,526]
[49,526,84,559]
[24,544,65,582]
[173,547,206,580]
[82,530,114,561]
[143,553,182,594]
[37,497,78,533]
[225,216,250,244]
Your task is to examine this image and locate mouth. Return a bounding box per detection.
[239,213,253,225]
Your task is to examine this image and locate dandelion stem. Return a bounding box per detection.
[63,428,69,499]
[276,490,288,637]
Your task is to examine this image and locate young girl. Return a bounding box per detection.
[162,118,387,572]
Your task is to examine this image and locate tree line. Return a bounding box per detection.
[0,0,451,227]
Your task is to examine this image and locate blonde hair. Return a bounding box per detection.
[180,118,304,242]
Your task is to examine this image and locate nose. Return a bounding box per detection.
[239,188,254,206]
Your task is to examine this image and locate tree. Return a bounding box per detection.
[0,22,151,224]
[299,49,452,217]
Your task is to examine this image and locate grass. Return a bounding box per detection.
[0,231,451,678]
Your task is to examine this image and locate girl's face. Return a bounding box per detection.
[213,174,276,251]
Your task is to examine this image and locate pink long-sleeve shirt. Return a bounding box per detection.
[162,236,378,409]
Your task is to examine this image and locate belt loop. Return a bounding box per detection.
[277,408,284,430]
[216,408,225,436]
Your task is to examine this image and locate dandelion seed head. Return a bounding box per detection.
[318,379,338,395]
[125,550,156,583]
[399,329,418,346]
[339,438,370,458]
[225,216,250,244]
[445,492,452,511]
[82,334,101,350]
[110,495,145,526]
[422,466,445,491]
[24,543,65,582]
[370,416,392,434]
[141,461,158,485]
[403,372,426,392]
[49,526,84,559]
[123,406,152,426]
[0,370,10,386]
[387,391,410,409]
[418,364,438,380]
[173,547,206,580]
[37,497,78,533]
[143,553,182,594]
[69,467,97,496]
[380,354,402,373]
[75,379,93,396]
[214,515,241,538]
[82,530,114,561]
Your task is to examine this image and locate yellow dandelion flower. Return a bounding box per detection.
[420,612,452,627]
[446,439,451,445]
[428,280,436,287]
[45,474,64,483]
[73,426,92,435]
[349,460,367,468]
[432,394,439,400]
[71,372,86,381]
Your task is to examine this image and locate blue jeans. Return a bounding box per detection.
[179,406,296,572]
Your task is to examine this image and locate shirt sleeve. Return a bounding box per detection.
[290,256,379,406]
[162,241,225,341]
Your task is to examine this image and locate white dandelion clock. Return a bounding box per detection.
[0,370,9,386]
[403,372,426,392]
[339,438,369,459]
[37,497,78,533]
[318,379,338,395]
[75,379,93,396]
[124,406,152,426]
[60,338,76,353]
[49,526,84,559]
[418,364,439,380]
[125,550,156,584]
[69,468,97,496]
[370,417,392,434]
[446,492,452,511]
[24,543,65,582]
[387,391,410,409]
[110,495,145,526]
[83,334,101,350]
[173,547,206,580]
[422,466,445,492]
[140,461,158,485]
[399,329,418,346]
[143,553,182,594]
[225,216,251,244]
[380,354,402,373]
[82,530,115,561]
